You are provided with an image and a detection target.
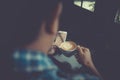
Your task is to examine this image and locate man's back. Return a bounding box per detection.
[11,49,100,80]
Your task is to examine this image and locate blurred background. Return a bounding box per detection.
[59,0,120,80]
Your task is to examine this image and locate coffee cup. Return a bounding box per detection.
[59,41,78,57]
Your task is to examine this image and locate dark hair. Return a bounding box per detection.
[0,0,61,50]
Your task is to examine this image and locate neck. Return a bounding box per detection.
[25,35,53,54]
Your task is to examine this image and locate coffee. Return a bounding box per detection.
[59,41,77,51]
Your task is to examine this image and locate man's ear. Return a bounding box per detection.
[45,2,62,35]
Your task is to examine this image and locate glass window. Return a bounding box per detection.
[74,0,96,12]
[114,9,120,24]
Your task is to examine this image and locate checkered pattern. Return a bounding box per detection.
[12,49,100,80]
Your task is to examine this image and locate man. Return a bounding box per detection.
[0,0,102,80]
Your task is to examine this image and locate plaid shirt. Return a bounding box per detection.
[12,49,100,80]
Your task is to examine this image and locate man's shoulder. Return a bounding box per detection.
[12,49,58,72]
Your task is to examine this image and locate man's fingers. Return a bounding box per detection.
[77,45,84,54]
[78,46,90,53]
[84,48,90,53]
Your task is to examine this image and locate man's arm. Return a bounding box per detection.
[75,46,103,79]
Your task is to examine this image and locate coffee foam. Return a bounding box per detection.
[59,41,76,51]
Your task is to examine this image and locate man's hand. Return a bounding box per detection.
[75,45,94,67]
[75,45,102,79]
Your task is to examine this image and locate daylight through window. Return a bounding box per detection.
[74,0,96,12]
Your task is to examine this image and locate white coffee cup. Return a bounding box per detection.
[59,41,78,57]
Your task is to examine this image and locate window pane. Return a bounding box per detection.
[74,0,96,12]
[114,9,120,24]
[74,0,81,7]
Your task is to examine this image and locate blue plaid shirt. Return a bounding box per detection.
[12,49,100,80]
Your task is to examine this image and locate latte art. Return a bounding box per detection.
[60,41,77,51]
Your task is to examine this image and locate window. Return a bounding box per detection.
[74,0,96,12]
[114,9,120,24]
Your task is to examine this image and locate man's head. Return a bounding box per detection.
[0,0,62,53]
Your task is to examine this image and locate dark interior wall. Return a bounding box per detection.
[60,0,95,46]
[60,0,120,80]
[94,1,120,80]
